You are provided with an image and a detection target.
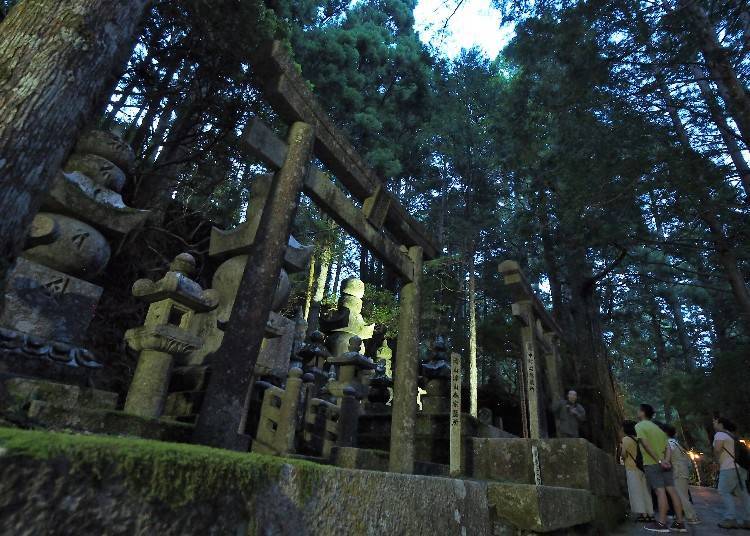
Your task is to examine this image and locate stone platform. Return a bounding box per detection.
[0,427,629,535]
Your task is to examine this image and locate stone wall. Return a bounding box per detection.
[0,428,490,536]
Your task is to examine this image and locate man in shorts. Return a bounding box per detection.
[636,403,687,533]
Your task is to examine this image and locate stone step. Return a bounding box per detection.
[1,375,118,411]
[26,400,193,442]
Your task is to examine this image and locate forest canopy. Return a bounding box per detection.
[5,0,746,447]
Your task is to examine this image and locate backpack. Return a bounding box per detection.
[626,436,645,472]
[727,433,750,472]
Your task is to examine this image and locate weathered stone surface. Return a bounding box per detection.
[469,438,624,498]
[0,428,491,535]
[255,314,295,378]
[2,377,117,411]
[23,213,111,279]
[332,446,389,472]
[0,258,102,345]
[44,171,149,235]
[487,482,593,533]
[74,130,136,174]
[64,153,126,192]
[26,402,193,442]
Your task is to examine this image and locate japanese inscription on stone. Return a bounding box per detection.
[524,339,540,439]
[450,352,462,477]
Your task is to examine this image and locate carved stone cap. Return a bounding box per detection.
[132,253,219,312]
[124,324,202,354]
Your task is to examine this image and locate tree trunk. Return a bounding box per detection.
[681,0,750,145]
[306,244,332,335]
[665,292,694,370]
[688,63,750,198]
[648,291,671,422]
[467,249,478,418]
[0,0,148,302]
[331,250,343,296]
[659,79,750,331]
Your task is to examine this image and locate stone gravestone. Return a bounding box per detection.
[366,339,393,413]
[1,130,147,354]
[319,277,374,357]
[0,131,147,417]
[326,336,376,403]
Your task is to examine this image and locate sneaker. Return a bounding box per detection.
[670,521,688,533]
[644,521,671,533]
[718,519,739,529]
[686,517,702,525]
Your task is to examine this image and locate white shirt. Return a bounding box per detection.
[714,431,736,471]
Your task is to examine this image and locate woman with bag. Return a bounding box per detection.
[665,425,701,524]
[713,416,750,530]
[622,420,655,522]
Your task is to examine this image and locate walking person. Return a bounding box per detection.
[664,424,701,525]
[622,420,655,522]
[713,416,750,530]
[550,389,586,438]
[636,404,688,533]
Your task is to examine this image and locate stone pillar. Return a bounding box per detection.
[193,122,315,450]
[389,246,423,474]
[125,350,172,417]
[449,352,462,477]
[518,302,544,439]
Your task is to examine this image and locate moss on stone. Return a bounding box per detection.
[0,427,329,508]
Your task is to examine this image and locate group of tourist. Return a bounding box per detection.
[621,404,750,532]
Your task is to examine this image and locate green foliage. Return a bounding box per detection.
[362,283,400,337]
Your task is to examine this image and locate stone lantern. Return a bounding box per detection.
[123,253,218,418]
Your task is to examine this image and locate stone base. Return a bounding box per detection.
[26,401,193,442]
[0,258,102,346]
[468,437,627,532]
[0,376,117,413]
[488,482,593,533]
[0,341,102,389]
[0,427,490,535]
[420,395,449,414]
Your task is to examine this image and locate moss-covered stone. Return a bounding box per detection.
[0,427,492,535]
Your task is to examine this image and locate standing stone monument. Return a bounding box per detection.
[419,337,452,414]
[366,339,393,413]
[450,351,462,477]
[0,130,148,417]
[320,277,374,357]
[1,130,147,353]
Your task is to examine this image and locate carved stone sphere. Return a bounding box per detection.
[347,335,363,352]
[170,253,197,275]
[340,277,365,299]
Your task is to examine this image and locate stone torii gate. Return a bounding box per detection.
[194,41,440,474]
[499,261,565,439]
